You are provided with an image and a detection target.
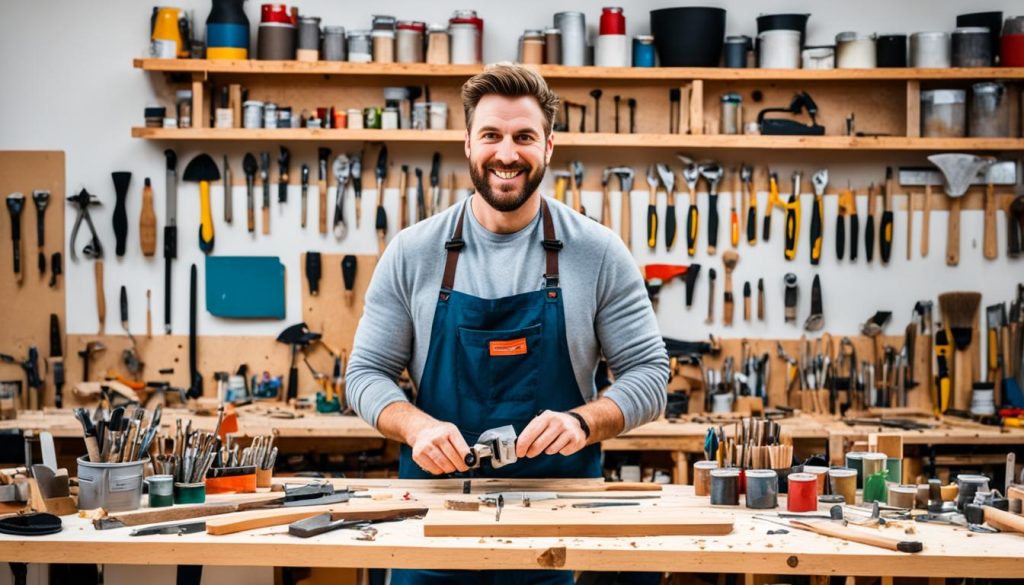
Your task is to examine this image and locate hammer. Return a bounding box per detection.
[77,341,106,382]
[610,167,635,249]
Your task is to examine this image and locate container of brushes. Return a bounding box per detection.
[76,456,148,512]
[256,467,273,488]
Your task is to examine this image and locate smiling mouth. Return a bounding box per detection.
[490,168,524,180]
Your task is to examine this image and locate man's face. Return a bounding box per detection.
[465,94,554,213]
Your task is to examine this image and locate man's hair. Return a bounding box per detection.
[461,63,560,135]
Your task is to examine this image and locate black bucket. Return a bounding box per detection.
[650,7,727,67]
[877,34,908,67]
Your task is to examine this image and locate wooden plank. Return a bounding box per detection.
[130,128,1024,151]
[133,59,1024,81]
[206,504,428,535]
[689,80,704,135]
[906,81,921,138]
[0,151,65,409]
[422,507,733,538]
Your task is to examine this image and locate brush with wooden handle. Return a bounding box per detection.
[983,180,997,260]
[722,250,739,326]
[317,148,331,235]
[139,178,157,256]
[938,292,982,412]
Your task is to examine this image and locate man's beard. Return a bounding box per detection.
[469,156,546,213]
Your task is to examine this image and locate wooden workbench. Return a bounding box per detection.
[0,481,1021,579]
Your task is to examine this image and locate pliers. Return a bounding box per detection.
[67,188,103,260]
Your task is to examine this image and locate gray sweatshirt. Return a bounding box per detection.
[346,195,668,432]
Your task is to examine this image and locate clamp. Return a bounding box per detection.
[464,425,518,469]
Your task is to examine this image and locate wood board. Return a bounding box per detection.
[0,151,66,409]
[422,506,733,537]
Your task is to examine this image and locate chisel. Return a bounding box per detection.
[31,190,48,275]
[342,255,357,307]
[5,193,24,283]
[260,152,271,235]
[836,183,851,260]
[743,281,751,322]
[243,153,257,233]
[139,179,157,257]
[601,168,614,229]
[222,155,232,224]
[570,161,585,215]
[429,152,441,216]
[742,165,756,245]
[645,165,658,250]
[880,168,894,264]
[763,172,776,242]
[300,163,309,228]
[49,314,65,408]
[375,145,389,256]
[352,151,363,229]
[317,148,331,234]
[865,182,876,262]
[415,167,426,222]
[187,263,202,400]
[163,149,178,334]
[730,167,741,247]
[277,146,290,204]
[849,186,860,261]
[399,165,409,230]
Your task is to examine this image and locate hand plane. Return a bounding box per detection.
[758,92,825,136]
[464,425,517,469]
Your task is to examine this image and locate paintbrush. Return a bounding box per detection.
[938,292,982,412]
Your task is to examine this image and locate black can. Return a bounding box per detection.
[876,34,907,67]
[724,35,750,68]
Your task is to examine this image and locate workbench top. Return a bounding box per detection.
[0,481,1020,577]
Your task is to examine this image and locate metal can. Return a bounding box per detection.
[952,27,992,67]
[449,23,478,64]
[921,89,966,137]
[372,29,395,63]
[910,32,951,68]
[396,21,426,63]
[263,102,278,128]
[632,35,655,67]
[554,11,586,66]
[412,102,429,130]
[277,107,292,128]
[544,28,561,64]
[600,7,625,35]
[720,93,742,135]
[835,32,876,68]
[449,9,483,63]
[296,16,321,59]
[723,35,750,68]
[969,82,1009,137]
[243,100,263,129]
[372,15,397,31]
[347,30,372,63]
[363,106,382,129]
[429,102,448,130]
[322,26,346,61]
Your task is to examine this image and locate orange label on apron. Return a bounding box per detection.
[489,338,527,356]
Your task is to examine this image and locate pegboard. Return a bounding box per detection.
[0,151,65,409]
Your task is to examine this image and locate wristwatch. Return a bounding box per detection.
[565,411,591,439]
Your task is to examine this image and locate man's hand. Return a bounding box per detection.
[516,410,588,459]
[409,421,472,475]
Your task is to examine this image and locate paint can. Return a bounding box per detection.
[710,392,733,413]
[449,10,484,64]
[346,108,363,129]
[955,474,989,510]
[449,23,479,64]
[758,30,801,69]
[555,11,587,66]
[429,102,448,130]
[801,46,835,69]
[632,35,655,67]
[921,89,966,138]
[346,30,372,63]
[322,26,346,61]
[296,16,321,62]
[969,380,998,411]
[802,465,829,494]
[875,34,907,67]
[828,467,857,505]
[372,30,395,63]
[723,36,750,68]
[720,93,742,135]
[243,100,264,129]
[596,7,628,67]
[835,32,876,68]
[709,468,740,505]
[952,27,992,67]
[257,22,296,60]
[426,25,450,65]
[910,32,951,68]
[206,0,250,60]
[545,29,563,64]
[744,469,779,509]
[693,460,718,496]
[888,484,916,509]
[146,475,175,508]
[520,30,546,65]
[262,102,277,128]
[786,472,818,512]
[844,451,868,488]
[396,21,426,63]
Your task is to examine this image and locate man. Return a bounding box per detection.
[347,63,668,583]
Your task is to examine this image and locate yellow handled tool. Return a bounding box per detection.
[182,153,220,254]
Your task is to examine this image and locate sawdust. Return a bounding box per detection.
[536,546,567,568]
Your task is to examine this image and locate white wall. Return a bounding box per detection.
[1,0,1021,343]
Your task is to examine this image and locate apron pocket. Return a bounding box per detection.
[457,323,542,405]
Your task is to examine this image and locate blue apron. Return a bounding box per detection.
[392,198,600,585]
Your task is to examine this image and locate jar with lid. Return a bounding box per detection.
[396,21,425,63]
[426,25,449,64]
[720,93,742,135]
[372,29,395,63]
[176,89,193,128]
[449,23,479,64]
[322,26,346,61]
[544,29,561,64]
[449,9,483,63]
[520,30,545,65]
[347,30,372,63]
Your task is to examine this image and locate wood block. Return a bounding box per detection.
[422,507,733,537]
[868,433,903,459]
[206,504,428,535]
[734,396,764,416]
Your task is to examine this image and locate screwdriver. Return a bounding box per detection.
[880,167,894,264]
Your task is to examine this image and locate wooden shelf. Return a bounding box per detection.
[134,59,1024,81]
[131,127,1024,150]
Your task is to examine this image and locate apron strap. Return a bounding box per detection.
[441,197,562,292]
